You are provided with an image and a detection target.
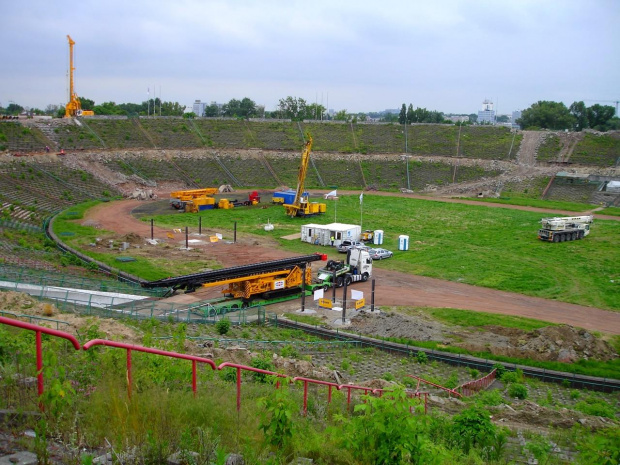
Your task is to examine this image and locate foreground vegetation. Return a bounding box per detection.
[0,318,618,464]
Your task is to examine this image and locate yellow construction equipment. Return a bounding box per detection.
[170,188,219,212]
[283,134,326,217]
[64,35,94,118]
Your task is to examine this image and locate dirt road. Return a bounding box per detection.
[83,199,620,335]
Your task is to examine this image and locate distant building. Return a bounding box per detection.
[477,99,496,124]
[512,110,522,129]
[193,100,207,117]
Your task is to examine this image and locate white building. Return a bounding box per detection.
[512,110,522,129]
[193,100,207,117]
[301,223,361,246]
[477,99,496,124]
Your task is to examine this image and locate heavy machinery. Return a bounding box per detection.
[538,215,593,242]
[170,188,260,213]
[64,35,94,118]
[142,254,327,311]
[361,230,374,242]
[283,134,326,217]
[315,248,372,289]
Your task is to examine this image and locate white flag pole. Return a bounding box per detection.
[359,192,364,231]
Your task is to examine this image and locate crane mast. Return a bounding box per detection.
[64,35,94,117]
[285,133,313,218]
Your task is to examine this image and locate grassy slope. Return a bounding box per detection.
[135,194,620,311]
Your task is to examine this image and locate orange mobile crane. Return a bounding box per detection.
[64,35,94,118]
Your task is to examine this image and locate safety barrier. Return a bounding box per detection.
[272,316,620,392]
[458,369,497,397]
[0,315,428,415]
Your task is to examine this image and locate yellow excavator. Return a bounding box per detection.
[64,35,94,118]
[283,133,326,217]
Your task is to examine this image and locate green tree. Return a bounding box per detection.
[160,101,186,116]
[277,96,308,121]
[92,101,125,115]
[334,109,349,121]
[79,97,95,111]
[5,103,24,115]
[586,104,616,131]
[407,104,414,124]
[570,101,589,131]
[239,97,257,119]
[306,103,326,120]
[517,101,575,130]
[204,103,220,117]
[398,103,407,124]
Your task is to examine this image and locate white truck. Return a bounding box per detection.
[315,248,373,289]
[538,215,593,242]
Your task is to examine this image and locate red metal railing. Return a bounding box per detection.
[406,374,462,398]
[0,316,80,405]
[1,315,428,414]
[457,369,497,397]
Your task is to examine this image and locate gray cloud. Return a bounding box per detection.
[1,0,618,114]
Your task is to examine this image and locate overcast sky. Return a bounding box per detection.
[1,0,618,115]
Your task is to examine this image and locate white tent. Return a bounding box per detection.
[301,223,361,246]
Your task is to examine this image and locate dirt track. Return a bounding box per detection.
[83,198,620,335]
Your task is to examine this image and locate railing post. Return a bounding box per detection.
[236,367,242,412]
[192,360,197,397]
[36,330,44,409]
[127,348,132,399]
[303,380,309,415]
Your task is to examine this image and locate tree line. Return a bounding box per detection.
[2,97,618,132]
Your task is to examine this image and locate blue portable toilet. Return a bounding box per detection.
[373,230,384,245]
[398,234,409,251]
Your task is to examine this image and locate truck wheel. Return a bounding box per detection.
[323,284,330,292]
[553,234,559,243]
[571,232,577,241]
[362,273,369,282]
[345,276,352,286]
[336,276,344,287]
[578,231,584,239]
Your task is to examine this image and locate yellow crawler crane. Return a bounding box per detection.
[283,134,326,217]
[64,35,94,118]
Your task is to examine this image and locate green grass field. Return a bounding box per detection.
[55,194,620,311]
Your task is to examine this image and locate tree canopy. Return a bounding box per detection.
[518,100,619,131]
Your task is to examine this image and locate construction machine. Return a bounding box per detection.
[283,134,326,217]
[170,188,260,213]
[538,215,593,242]
[315,248,372,289]
[64,35,94,118]
[142,254,327,312]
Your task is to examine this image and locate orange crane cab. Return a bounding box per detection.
[64,35,94,118]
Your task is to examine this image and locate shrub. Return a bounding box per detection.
[574,397,615,419]
[250,356,275,383]
[450,406,497,455]
[416,351,428,364]
[215,318,231,335]
[507,383,528,400]
[492,363,506,378]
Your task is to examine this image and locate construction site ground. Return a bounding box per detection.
[83,197,620,338]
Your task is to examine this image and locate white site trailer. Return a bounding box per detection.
[301,223,361,246]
